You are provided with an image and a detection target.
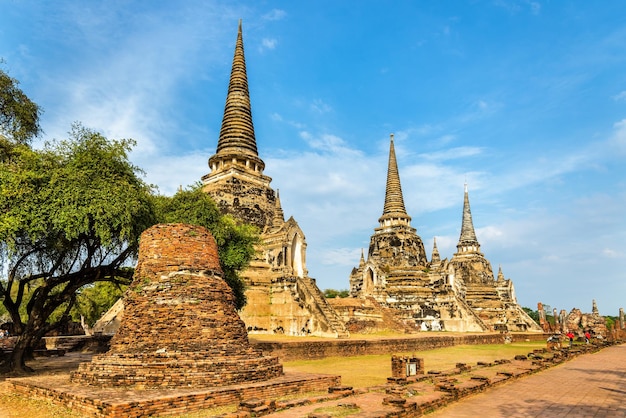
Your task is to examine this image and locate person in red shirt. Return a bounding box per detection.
[566,331,575,347]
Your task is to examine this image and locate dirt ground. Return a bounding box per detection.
[0,353,93,418]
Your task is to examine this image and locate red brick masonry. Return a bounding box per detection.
[71,223,283,388]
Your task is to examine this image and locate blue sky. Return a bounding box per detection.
[1,1,625,316]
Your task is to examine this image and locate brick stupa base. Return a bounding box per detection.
[11,369,340,418]
[71,223,283,388]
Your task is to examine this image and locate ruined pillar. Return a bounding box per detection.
[559,310,567,333]
[537,302,548,332]
[553,308,559,326]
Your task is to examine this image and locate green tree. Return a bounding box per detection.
[0,123,156,373]
[324,289,350,299]
[0,66,42,144]
[522,307,540,324]
[605,316,615,330]
[153,184,259,310]
[0,71,259,374]
[72,281,128,327]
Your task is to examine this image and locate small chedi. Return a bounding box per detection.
[341,135,541,333]
[71,223,283,388]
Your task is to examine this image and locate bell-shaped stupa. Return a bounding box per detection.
[71,223,283,388]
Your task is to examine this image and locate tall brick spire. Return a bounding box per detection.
[378,134,411,227]
[208,20,265,173]
[456,183,481,254]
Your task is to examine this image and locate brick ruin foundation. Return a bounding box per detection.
[390,355,425,380]
[71,223,283,388]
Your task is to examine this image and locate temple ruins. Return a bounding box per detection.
[200,22,542,335]
[343,135,541,333]
[537,299,610,339]
[95,21,544,337]
[564,300,609,337]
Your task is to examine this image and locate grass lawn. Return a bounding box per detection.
[283,341,547,388]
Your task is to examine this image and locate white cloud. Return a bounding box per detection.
[7,1,624,315]
[261,38,277,51]
[262,9,287,21]
[476,225,505,243]
[318,247,363,267]
[609,118,626,154]
[613,91,626,101]
[134,150,211,195]
[299,132,361,156]
[455,99,502,123]
[310,99,332,114]
[24,2,237,162]
[602,248,622,258]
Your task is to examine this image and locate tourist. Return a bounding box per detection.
[566,331,575,347]
[585,331,591,344]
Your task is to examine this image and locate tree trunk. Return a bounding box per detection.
[1,334,36,374]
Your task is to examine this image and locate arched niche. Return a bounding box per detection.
[291,233,305,278]
[364,267,375,295]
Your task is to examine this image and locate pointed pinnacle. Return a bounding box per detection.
[379,134,411,224]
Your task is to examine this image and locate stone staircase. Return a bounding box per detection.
[452,293,491,332]
[463,284,540,331]
[296,277,350,338]
[464,285,509,326]
[365,296,416,333]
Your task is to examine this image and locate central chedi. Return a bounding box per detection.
[201,21,348,338]
[71,223,283,388]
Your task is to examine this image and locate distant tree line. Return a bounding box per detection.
[323,289,350,298]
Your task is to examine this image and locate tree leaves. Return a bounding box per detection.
[0,67,42,144]
[42,123,155,248]
[0,123,157,370]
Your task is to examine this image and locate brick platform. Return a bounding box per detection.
[10,371,340,418]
